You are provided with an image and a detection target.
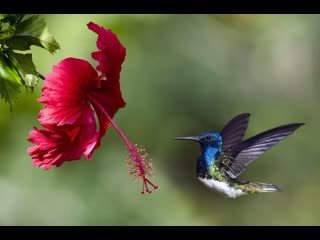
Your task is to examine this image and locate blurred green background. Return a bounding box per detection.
[0,14,317,225]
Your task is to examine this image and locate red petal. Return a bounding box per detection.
[87,22,126,79]
[86,22,127,154]
[27,125,87,169]
[38,58,99,126]
[35,58,101,162]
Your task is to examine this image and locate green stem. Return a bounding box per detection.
[39,74,45,80]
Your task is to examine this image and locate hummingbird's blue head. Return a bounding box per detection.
[174,131,222,149]
[198,131,222,148]
[174,131,222,170]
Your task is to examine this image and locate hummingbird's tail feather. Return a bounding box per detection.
[244,181,281,193]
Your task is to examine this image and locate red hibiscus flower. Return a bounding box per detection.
[27,22,158,194]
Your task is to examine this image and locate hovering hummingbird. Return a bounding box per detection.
[174,113,304,198]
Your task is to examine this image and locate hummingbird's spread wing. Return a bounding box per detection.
[220,113,251,151]
[221,123,304,179]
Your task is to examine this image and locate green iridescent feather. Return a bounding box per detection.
[207,155,266,193]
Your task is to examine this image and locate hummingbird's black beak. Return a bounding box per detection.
[174,136,200,142]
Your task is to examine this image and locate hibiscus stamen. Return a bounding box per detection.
[87,95,158,194]
[125,144,157,194]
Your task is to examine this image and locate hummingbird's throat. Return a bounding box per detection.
[202,145,221,169]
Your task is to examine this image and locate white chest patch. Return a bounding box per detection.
[198,177,247,198]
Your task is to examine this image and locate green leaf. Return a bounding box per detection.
[0,14,25,40]
[0,22,15,40]
[6,15,60,53]
[6,51,40,91]
[0,53,23,110]
[0,15,9,20]
[3,14,24,25]
[23,74,39,91]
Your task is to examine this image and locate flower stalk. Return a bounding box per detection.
[88,95,158,194]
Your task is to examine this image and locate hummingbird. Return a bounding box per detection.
[174,113,304,198]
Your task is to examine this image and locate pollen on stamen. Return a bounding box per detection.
[125,144,158,194]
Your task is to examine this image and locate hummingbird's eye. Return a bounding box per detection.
[206,135,212,140]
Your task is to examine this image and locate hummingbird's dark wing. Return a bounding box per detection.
[220,113,251,151]
[221,123,304,179]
